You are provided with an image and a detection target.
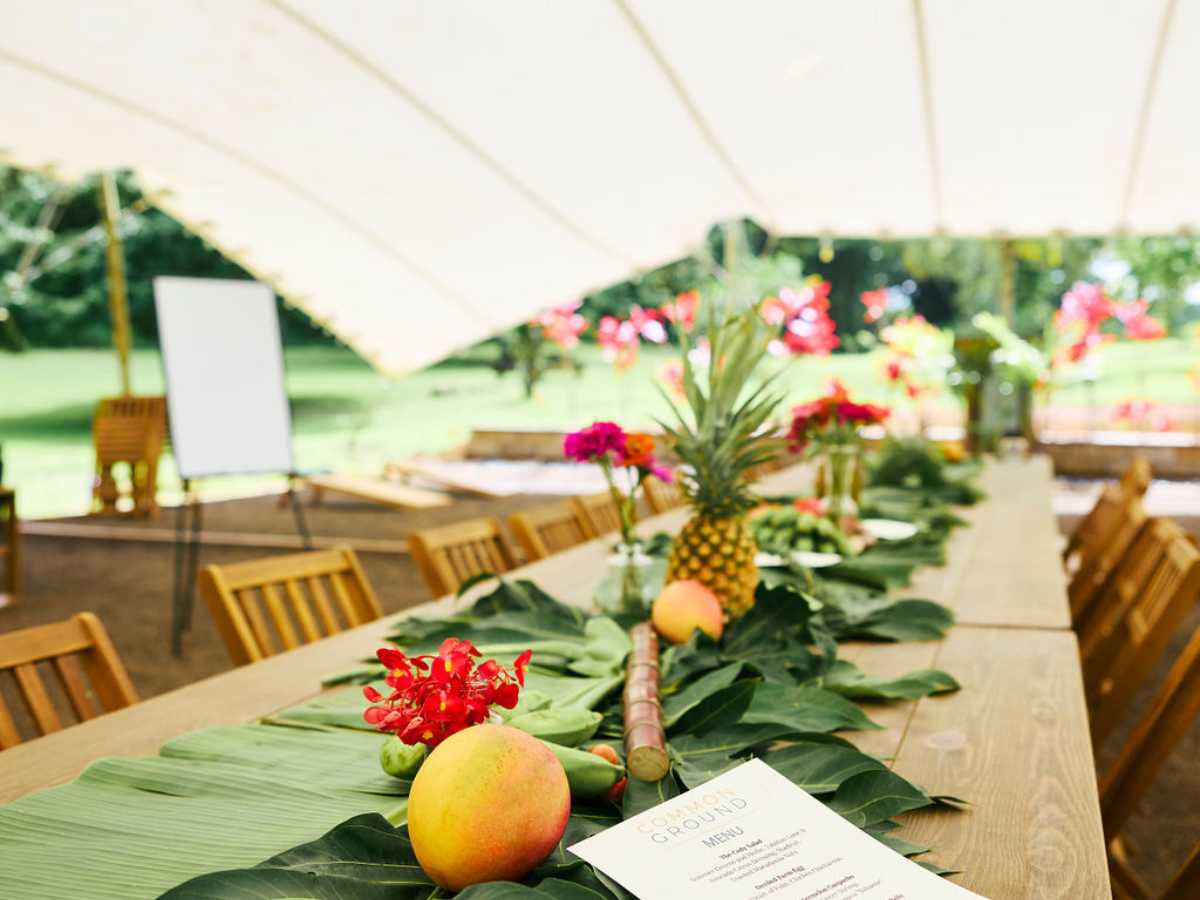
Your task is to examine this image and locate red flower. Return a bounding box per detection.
[362,640,531,747]
[513,649,532,686]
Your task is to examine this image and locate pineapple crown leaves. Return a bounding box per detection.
[656,301,786,516]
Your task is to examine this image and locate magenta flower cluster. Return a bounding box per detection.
[562,421,626,463]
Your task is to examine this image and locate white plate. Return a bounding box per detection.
[755,551,842,569]
[793,551,842,568]
[860,519,919,541]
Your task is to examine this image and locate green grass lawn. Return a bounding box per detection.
[2,338,1197,519]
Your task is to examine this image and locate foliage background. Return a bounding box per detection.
[3,166,1199,359]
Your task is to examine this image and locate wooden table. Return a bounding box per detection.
[0,457,1109,898]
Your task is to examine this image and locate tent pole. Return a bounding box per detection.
[99,172,132,396]
[998,238,1016,323]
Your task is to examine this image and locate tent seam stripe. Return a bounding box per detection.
[910,0,945,233]
[264,0,635,268]
[1118,0,1179,231]
[0,47,497,329]
[612,0,777,231]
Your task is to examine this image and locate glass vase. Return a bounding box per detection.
[605,541,653,617]
[820,444,860,531]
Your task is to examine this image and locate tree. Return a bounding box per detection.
[0,166,331,351]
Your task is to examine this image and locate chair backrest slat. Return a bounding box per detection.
[0,612,137,749]
[643,477,684,514]
[407,518,517,598]
[0,698,21,750]
[1063,485,1126,574]
[571,493,624,538]
[1100,622,1200,839]
[328,571,362,627]
[306,576,340,634]
[1118,455,1152,500]
[261,583,300,650]
[199,546,382,666]
[510,503,592,562]
[1082,519,1200,746]
[1069,494,1146,627]
[13,664,61,735]
[238,588,277,658]
[284,579,322,643]
[53,655,98,722]
[1162,844,1200,900]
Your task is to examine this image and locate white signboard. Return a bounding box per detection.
[570,759,986,900]
[154,277,293,479]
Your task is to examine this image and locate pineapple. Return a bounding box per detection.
[659,304,784,619]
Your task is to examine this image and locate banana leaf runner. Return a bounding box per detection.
[0,479,977,899]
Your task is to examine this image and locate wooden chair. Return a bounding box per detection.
[1068,493,1146,629]
[198,546,383,666]
[407,518,517,599]
[643,476,685,515]
[570,492,624,538]
[1118,455,1152,500]
[508,503,590,562]
[91,395,167,517]
[1098,621,1200,898]
[0,488,17,606]
[0,612,138,749]
[1080,519,1200,747]
[1063,485,1128,575]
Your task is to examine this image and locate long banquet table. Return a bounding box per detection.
[0,456,1110,898]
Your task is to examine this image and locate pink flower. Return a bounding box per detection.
[650,465,674,484]
[630,305,667,344]
[563,421,626,463]
[597,316,640,369]
[657,359,686,399]
[661,291,699,331]
[535,300,588,349]
[1113,299,1167,341]
[1056,282,1115,331]
[861,288,888,323]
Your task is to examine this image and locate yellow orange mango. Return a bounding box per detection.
[407,724,570,891]
[652,579,725,644]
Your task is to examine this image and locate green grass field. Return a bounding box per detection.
[2,338,1197,519]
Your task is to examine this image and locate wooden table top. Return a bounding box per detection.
[0,456,1108,898]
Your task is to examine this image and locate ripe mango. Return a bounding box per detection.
[407,724,570,890]
[652,579,725,644]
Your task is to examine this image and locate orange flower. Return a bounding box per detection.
[620,432,656,469]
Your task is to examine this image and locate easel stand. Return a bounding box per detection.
[169,475,313,657]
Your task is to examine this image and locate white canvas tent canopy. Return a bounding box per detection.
[0,0,1193,373]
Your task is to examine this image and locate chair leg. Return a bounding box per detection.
[1108,837,1151,899]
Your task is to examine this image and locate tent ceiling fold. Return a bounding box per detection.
[0,0,1191,372]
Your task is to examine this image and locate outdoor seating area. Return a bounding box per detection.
[4,3,1200,899]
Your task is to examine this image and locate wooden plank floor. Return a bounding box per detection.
[0,457,1108,897]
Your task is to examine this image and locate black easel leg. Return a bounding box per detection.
[169,484,203,657]
[180,499,203,636]
[169,495,189,657]
[288,482,313,549]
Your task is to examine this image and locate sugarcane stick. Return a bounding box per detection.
[623,622,669,781]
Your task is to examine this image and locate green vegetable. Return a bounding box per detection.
[378,736,427,779]
[506,707,603,747]
[545,741,625,798]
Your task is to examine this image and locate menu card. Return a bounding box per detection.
[570,759,987,899]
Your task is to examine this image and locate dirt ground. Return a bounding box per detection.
[0,490,558,699]
[2,487,1199,892]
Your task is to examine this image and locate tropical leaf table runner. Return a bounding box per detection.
[0,480,980,899]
